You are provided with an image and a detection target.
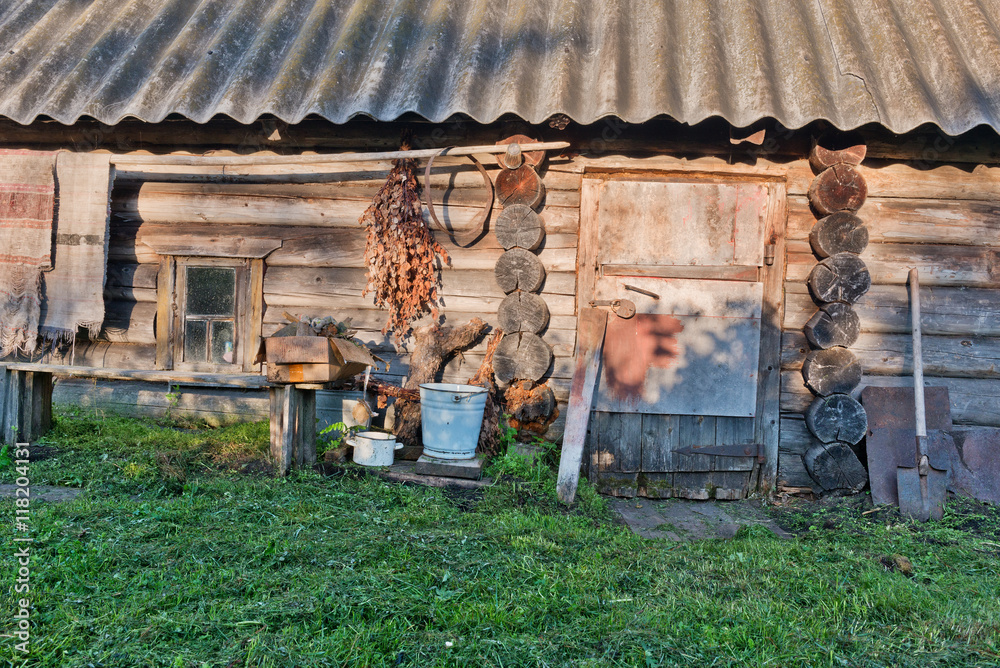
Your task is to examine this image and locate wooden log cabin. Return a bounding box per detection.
[1,0,999,499]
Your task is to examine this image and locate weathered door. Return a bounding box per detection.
[579,175,786,499]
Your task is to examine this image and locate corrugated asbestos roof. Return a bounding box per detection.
[1,0,1000,134]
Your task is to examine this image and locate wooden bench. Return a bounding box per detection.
[0,363,319,476]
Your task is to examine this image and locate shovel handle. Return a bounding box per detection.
[909,269,926,442]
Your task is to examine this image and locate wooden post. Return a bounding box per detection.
[299,388,317,467]
[4,370,22,445]
[269,387,283,473]
[0,365,7,446]
[556,308,608,505]
[31,372,52,441]
[279,386,296,476]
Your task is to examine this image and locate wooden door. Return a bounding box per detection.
[579,175,786,499]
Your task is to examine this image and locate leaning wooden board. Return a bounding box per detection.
[556,308,608,505]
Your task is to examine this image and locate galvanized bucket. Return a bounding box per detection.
[419,383,488,460]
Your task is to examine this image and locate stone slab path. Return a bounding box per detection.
[610,497,793,541]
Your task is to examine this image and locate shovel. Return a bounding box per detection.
[897,268,949,521]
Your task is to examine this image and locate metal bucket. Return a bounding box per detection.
[348,431,401,467]
[419,383,488,460]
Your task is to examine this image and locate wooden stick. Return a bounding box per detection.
[109,142,571,167]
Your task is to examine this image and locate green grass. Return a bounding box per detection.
[1,410,999,667]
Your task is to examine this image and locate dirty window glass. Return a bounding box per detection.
[183,266,237,364]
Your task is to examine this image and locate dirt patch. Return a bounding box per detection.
[0,484,81,503]
[610,498,792,541]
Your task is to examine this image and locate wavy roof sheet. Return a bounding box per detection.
[1,0,999,134]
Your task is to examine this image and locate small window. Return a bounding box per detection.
[156,256,264,373]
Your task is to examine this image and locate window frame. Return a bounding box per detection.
[155,255,264,373]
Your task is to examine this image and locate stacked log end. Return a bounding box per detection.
[492,162,555,387]
[802,136,871,493]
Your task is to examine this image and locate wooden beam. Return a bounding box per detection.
[2,363,268,388]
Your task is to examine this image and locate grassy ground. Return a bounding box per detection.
[1,410,999,668]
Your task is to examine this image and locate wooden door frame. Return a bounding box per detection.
[577,170,787,493]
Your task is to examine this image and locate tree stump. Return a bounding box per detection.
[802,347,863,396]
[504,380,558,438]
[498,291,549,333]
[804,302,861,349]
[804,442,867,493]
[810,212,869,257]
[496,164,545,208]
[495,204,545,251]
[393,318,489,449]
[808,164,867,215]
[806,393,868,445]
[495,248,546,293]
[493,332,553,383]
[809,253,871,304]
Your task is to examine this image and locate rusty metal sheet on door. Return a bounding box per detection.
[593,277,762,417]
[596,180,770,267]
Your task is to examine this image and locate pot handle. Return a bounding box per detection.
[344,438,355,448]
[394,442,403,450]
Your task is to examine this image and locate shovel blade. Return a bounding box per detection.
[897,467,929,522]
[926,468,948,521]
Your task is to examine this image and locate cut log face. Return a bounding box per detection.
[808,253,871,304]
[804,442,868,493]
[810,212,869,257]
[804,302,861,349]
[808,164,868,215]
[498,291,550,333]
[803,346,863,396]
[493,332,553,383]
[494,248,546,293]
[495,204,545,251]
[806,393,868,445]
[809,142,867,172]
[495,164,545,208]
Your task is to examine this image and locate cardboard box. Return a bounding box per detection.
[265,336,377,384]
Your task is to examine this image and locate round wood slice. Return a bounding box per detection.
[808,164,867,215]
[808,253,871,304]
[493,332,553,383]
[804,302,861,349]
[805,393,868,445]
[802,346,863,396]
[804,442,867,493]
[498,291,550,333]
[809,135,867,171]
[810,212,869,257]
[495,204,545,250]
[495,134,545,168]
[496,164,545,208]
[495,248,545,293]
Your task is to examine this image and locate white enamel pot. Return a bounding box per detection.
[347,431,401,467]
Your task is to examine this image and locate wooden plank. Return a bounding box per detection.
[4,363,268,388]
[155,256,174,370]
[787,244,1000,288]
[787,196,1000,248]
[106,261,159,290]
[556,308,608,505]
[269,387,282,467]
[29,372,52,443]
[278,386,296,476]
[779,370,1000,426]
[602,264,759,281]
[676,416,716,473]
[783,284,1000,336]
[41,341,158,370]
[245,258,265,371]
[715,418,757,472]
[616,414,643,473]
[99,301,158,345]
[4,370,21,445]
[141,234,282,259]
[782,330,1000,379]
[640,413,678,471]
[19,373,34,443]
[0,366,6,445]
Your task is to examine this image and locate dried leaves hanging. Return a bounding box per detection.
[361,142,449,338]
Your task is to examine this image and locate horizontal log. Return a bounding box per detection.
[99,301,157,345]
[788,196,1000,248]
[8,362,268,388]
[34,341,157,370]
[114,181,579,232]
[783,284,1000,336]
[262,306,579,339]
[782,330,1000,379]
[106,262,159,290]
[780,370,1000,426]
[787,244,1000,288]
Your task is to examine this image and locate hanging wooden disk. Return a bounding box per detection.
[809,253,871,304]
[493,332,553,383]
[496,164,545,208]
[495,134,546,168]
[804,302,861,349]
[802,346,863,396]
[809,139,867,172]
[804,442,867,492]
[806,393,868,445]
[495,248,545,293]
[810,212,869,257]
[498,291,550,333]
[495,204,545,250]
[808,164,867,215]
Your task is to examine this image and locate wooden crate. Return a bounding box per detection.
[265,336,376,383]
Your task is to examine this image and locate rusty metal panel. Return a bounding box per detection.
[596,180,769,268]
[593,277,762,417]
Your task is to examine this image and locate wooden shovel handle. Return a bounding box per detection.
[909,268,927,445]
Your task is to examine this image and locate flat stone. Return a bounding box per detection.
[415,455,485,480]
[0,484,81,503]
[610,498,793,541]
